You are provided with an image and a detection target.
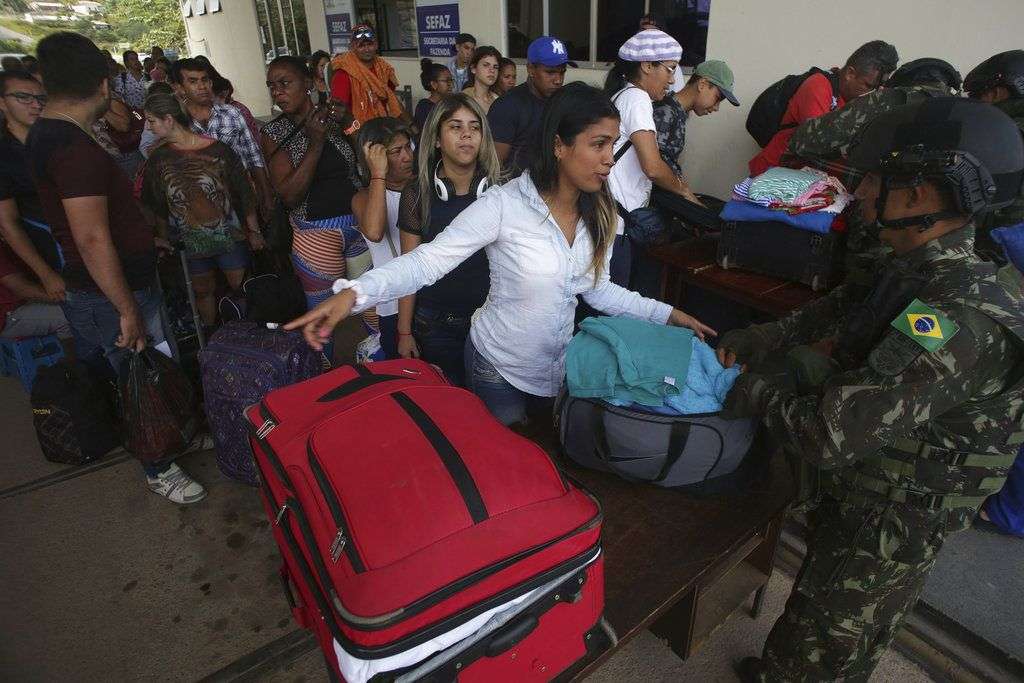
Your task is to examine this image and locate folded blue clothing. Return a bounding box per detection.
[720,200,835,234]
[607,338,741,415]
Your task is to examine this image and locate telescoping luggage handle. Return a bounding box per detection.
[591,403,692,484]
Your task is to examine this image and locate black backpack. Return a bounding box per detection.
[745,67,839,147]
[218,254,308,325]
[31,361,121,465]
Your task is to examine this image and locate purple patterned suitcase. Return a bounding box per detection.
[200,321,324,485]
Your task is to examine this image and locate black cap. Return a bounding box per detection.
[849,98,1024,215]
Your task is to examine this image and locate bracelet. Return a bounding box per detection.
[371,177,386,181]
[398,331,413,336]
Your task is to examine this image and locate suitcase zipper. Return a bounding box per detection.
[307,446,366,572]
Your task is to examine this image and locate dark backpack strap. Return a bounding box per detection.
[775,68,841,135]
[614,140,633,163]
[611,88,636,163]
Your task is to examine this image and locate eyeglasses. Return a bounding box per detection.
[653,62,677,75]
[3,92,47,106]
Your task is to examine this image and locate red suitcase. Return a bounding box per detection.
[245,359,605,681]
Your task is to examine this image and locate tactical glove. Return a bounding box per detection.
[722,373,773,419]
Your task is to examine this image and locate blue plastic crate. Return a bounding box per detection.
[0,335,65,392]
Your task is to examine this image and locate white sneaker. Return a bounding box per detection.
[147,462,208,504]
[183,433,215,454]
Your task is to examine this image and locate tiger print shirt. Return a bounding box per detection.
[140,139,255,257]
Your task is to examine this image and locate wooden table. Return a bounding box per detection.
[649,238,824,318]
[531,428,795,681]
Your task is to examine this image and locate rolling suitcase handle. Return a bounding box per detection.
[483,614,539,657]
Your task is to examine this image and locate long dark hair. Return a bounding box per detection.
[530,82,619,282]
[603,58,643,96]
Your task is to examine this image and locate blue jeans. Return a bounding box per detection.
[62,286,172,477]
[414,305,472,387]
[464,337,550,426]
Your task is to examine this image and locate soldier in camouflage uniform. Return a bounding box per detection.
[784,58,963,287]
[721,98,1024,682]
[964,50,1024,264]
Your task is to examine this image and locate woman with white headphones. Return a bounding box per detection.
[393,93,500,385]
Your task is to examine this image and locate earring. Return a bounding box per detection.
[306,89,313,95]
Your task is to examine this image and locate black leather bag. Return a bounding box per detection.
[31,361,121,465]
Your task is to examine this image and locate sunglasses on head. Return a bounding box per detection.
[353,28,376,41]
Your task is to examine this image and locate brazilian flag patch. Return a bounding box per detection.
[891,299,959,352]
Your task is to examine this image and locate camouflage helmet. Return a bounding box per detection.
[848,98,1024,227]
[964,50,1024,99]
[886,58,961,94]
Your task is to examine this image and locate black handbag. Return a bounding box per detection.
[617,203,665,246]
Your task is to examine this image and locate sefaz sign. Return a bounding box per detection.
[416,3,460,58]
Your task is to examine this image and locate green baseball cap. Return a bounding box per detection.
[694,60,739,106]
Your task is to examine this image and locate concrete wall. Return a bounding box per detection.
[685,0,1024,196]
[183,0,273,117]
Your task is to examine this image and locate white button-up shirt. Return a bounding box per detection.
[337,173,673,397]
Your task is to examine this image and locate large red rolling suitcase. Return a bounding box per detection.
[245,359,605,681]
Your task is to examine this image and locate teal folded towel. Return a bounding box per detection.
[566,316,694,406]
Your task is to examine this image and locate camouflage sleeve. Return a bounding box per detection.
[786,89,893,162]
[744,282,858,351]
[759,308,990,469]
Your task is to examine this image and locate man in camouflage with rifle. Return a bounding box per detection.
[720,98,1024,682]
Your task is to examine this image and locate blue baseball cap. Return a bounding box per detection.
[527,36,577,68]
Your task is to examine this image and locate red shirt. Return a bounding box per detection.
[0,241,27,331]
[330,70,353,107]
[748,72,844,177]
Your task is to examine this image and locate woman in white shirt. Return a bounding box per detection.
[350,117,415,359]
[286,82,714,425]
[604,29,702,287]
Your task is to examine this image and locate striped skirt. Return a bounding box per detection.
[290,212,383,361]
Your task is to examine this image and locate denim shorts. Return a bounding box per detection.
[187,240,251,275]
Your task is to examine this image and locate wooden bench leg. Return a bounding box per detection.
[648,586,698,660]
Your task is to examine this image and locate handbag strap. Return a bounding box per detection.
[590,402,692,484]
[611,88,636,163]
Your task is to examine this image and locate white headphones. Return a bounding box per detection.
[433,160,490,202]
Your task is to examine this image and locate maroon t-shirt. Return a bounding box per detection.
[26,118,155,292]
